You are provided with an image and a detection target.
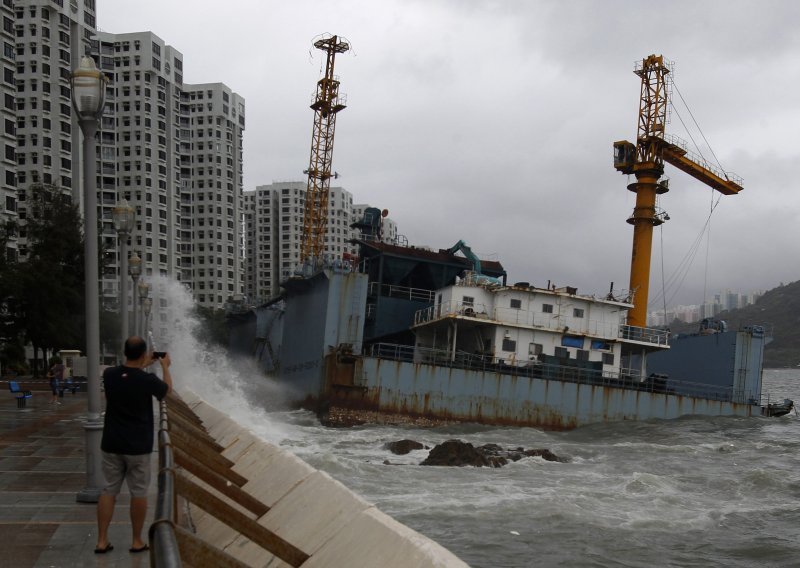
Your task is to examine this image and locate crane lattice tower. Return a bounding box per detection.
[300,34,350,263]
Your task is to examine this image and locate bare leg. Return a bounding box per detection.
[130,496,148,549]
[96,493,116,549]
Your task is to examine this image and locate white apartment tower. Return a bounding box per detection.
[183,83,245,308]
[243,182,356,303]
[1,0,16,255]
[1,5,246,314]
[94,31,185,306]
[10,0,96,260]
[92,31,245,310]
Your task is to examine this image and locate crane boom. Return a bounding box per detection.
[661,139,742,195]
[613,54,742,328]
[300,35,349,264]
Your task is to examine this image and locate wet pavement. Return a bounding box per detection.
[0,384,159,568]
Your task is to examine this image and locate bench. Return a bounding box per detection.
[59,378,79,397]
[9,381,32,409]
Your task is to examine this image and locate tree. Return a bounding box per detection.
[7,185,85,374]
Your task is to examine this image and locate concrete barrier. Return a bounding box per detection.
[180,388,468,567]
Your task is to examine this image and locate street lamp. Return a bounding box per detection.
[142,296,153,336]
[138,280,150,336]
[72,55,108,504]
[128,252,141,337]
[111,199,134,355]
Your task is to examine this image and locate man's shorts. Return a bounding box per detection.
[101,452,152,498]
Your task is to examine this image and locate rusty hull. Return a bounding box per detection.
[317,353,757,430]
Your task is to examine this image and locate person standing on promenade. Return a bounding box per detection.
[94,336,172,554]
[47,357,64,404]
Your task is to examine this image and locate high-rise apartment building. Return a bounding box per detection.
[243,182,358,303]
[91,31,245,310]
[1,0,17,256]
[182,82,245,307]
[94,31,185,304]
[10,0,96,260]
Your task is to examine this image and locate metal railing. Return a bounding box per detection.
[368,281,436,303]
[367,342,755,404]
[150,399,181,567]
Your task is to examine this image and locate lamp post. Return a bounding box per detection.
[138,280,150,337]
[128,252,141,337]
[142,296,153,337]
[111,199,135,354]
[72,55,107,503]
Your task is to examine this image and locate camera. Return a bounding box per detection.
[152,351,167,359]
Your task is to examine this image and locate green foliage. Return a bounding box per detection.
[0,185,86,363]
[711,281,800,368]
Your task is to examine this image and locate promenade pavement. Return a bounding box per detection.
[0,382,160,568]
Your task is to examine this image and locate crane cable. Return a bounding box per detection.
[671,78,728,177]
[648,76,728,313]
[648,194,723,311]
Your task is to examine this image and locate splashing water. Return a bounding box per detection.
[147,275,293,444]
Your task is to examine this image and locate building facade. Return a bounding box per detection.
[8,0,96,261]
[244,182,360,303]
[182,82,245,307]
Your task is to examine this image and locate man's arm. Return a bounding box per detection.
[159,353,173,394]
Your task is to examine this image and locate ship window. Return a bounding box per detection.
[510,298,521,309]
[554,346,569,358]
[576,349,590,361]
[462,296,474,307]
[573,308,584,318]
[602,353,615,366]
[542,303,553,313]
[561,335,584,349]
[529,343,543,358]
[502,338,516,352]
[591,340,611,350]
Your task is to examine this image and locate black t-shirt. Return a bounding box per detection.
[101,365,169,455]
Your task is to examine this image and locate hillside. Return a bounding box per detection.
[664,280,800,368]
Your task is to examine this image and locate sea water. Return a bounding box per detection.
[156,278,800,568]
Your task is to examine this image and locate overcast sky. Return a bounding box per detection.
[100,0,800,310]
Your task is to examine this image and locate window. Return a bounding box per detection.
[573,308,584,318]
[561,335,584,349]
[528,343,543,359]
[510,298,521,309]
[462,296,474,307]
[502,338,516,352]
[576,350,590,362]
[542,303,553,314]
[602,353,615,366]
[554,346,569,359]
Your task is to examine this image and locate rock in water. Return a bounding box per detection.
[420,440,494,467]
[420,440,567,467]
[385,439,426,455]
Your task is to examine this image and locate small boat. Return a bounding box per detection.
[762,398,795,417]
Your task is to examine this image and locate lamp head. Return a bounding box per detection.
[128,252,142,277]
[71,56,107,119]
[138,280,150,299]
[112,199,135,234]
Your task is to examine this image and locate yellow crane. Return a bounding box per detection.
[300,34,350,264]
[613,54,743,328]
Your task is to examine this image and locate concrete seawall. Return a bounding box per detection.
[179,389,469,567]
